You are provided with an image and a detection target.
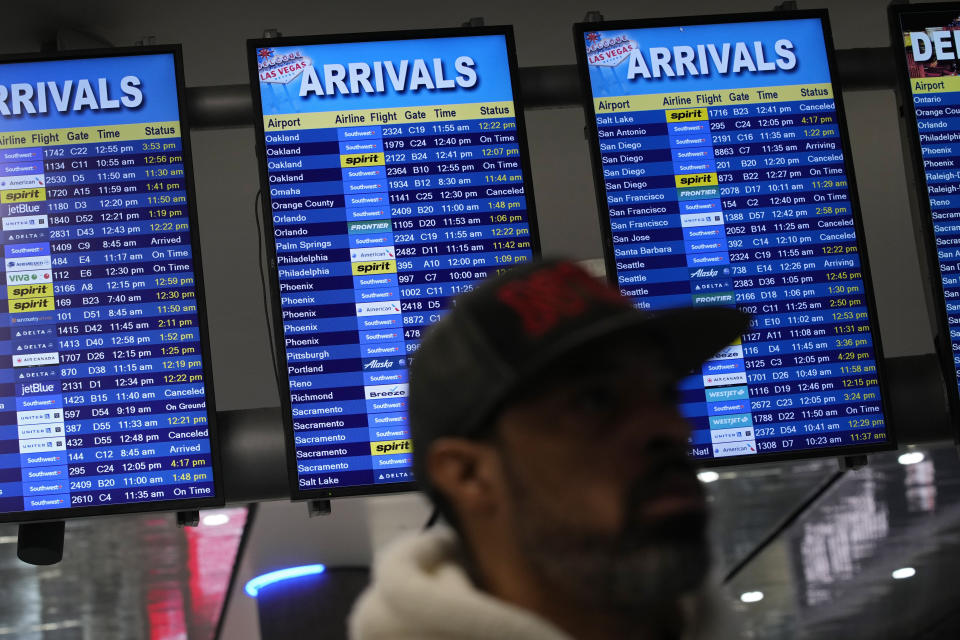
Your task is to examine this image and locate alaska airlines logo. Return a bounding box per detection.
[690,268,719,278]
[363,358,397,370]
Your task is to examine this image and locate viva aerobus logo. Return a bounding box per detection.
[585,31,638,67]
[8,272,47,283]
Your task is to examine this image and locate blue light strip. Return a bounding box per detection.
[244,564,327,597]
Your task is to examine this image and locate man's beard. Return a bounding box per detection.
[505,459,711,616]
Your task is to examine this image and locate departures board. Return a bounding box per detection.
[249,27,539,498]
[890,3,960,424]
[575,12,894,464]
[0,48,221,521]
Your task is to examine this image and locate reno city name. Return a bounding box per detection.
[623,40,797,79]
[296,57,478,97]
[0,76,143,116]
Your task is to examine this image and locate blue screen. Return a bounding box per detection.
[0,53,217,516]
[253,34,536,493]
[895,9,960,414]
[580,17,890,461]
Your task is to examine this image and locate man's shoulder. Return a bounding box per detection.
[349,527,574,640]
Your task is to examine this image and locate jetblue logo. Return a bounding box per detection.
[20,382,55,395]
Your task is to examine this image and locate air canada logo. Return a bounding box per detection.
[586,32,638,67]
[258,49,312,85]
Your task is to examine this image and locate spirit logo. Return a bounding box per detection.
[258,48,312,85]
[586,32,638,67]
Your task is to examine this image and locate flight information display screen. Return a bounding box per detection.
[891,4,960,421]
[249,28,538,497]
[575,12,893,463]
[0,49,220,521]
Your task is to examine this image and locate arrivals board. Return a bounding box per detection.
[891,3,960,424]
[0,48,221,521]
[575,12,894,464]
[249,27,539,498]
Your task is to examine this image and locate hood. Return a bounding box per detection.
[348,526,574,640]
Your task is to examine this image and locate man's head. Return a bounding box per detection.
[409,260,749,620]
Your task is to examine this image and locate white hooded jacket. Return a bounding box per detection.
[348,526,735,640]
[349,526,575,640]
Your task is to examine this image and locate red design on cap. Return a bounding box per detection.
[496,262,628,336]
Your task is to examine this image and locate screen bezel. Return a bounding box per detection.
[573,10,897,466]
[0,45,225,523]
[889,2,960,433]
[247,26,542,500]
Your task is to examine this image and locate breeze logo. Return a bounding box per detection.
[585,32,639,67]
[364,383,408,400]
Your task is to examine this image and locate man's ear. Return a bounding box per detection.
[426,437,504,520]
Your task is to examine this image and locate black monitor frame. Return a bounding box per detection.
[0,45,224,523]
[247,25,541,499]
[573,10,896,466]
[889,2,960,434]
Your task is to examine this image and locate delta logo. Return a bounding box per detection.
[585,32,638,67]
[258,48,312,84]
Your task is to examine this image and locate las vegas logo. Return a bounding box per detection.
[258,47,312,84]
[585,31,638,67]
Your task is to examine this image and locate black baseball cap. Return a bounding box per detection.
[409,260,750,466]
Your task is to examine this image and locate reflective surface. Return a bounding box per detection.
[721,445,960,639]
[7,446,960,639]
[0,507,246,640]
